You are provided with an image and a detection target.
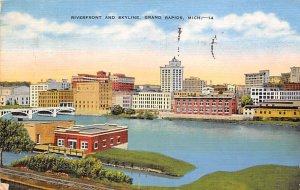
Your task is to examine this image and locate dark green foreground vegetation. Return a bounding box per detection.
[141,165,300,190]
[11,154,132,184]
[87,149,196,176]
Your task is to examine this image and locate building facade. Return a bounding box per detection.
[160,57,184,92]
[174,96,237,116]
[22,120,75,144]
[290,66,300,83]
[38,90,74,107]
[54,123,128,154]
[283,83,300,91]
[281,73,291,83]
[30,84,48,107]
[131,92,172,111]
[30,79,71,107]
[72,71,134,91]
[73,81,112,115]
[250,87,300,105]
[183,77,207,92]
[110,73,135,91]
[245,70,270,92]
[0,86,30,106]
[112,91,132,109]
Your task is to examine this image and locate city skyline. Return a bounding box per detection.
[1,0,300,84]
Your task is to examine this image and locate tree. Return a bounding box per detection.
[0,119,35,166]
[111,105,124,115]
[241,95,253,107]
[124,108,135,115]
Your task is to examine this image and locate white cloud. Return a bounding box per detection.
[1,11,299,51]
[182,11,297,42]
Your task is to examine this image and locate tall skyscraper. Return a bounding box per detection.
[160,57,184,92]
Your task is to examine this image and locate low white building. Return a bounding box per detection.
[202,87,214,95]
[250,87,300,105]
[0,86,30,106]
[131,91,172,111]
[112,91,132,109]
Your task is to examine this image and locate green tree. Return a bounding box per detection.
[241,95,253,107]
[111,105,124,115]
[0,119,35,166]
[124,108,135,115]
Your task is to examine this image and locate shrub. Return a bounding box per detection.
[11,154,132,184]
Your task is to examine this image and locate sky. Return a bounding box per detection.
[1,0,300,85]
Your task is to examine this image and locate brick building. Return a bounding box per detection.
[174,95,237,115]
[54,123,128,154]
[282,83,300,91]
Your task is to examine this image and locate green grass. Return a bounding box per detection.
[140,165,300,190]
[87,149,196,177]
[0,105,30,109]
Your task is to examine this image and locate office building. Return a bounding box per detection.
[160,57,184,92]
[131,92,172,111]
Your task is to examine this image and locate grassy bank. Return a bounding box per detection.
[87,149,195,177]
[142,165,300,190]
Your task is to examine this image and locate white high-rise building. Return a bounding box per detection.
[160,57,184,92]
[290,66,300,83]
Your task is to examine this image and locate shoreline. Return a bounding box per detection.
[102,163,180,177]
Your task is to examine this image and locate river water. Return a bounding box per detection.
[3,115,300,187]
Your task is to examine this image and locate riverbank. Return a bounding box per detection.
[2,165,299,190]
[0,166,131,190]
[159,112,300,127]
[141,165,300,190]
[87,149,196,177]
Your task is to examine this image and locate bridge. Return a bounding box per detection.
[0,107,75,119]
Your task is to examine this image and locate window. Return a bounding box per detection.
[94,141,98,150]
[117,136,121,144]
[110,138,114,145]
[57,139,64,147]
[102,140,106,147]
[36,134,41,144]
[81,141,88,150]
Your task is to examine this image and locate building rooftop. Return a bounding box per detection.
[55,123,127,134]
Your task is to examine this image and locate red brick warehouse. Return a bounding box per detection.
[174,95,237,115]
[54,123,128,154]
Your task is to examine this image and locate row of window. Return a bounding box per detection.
[57,137,121,150]
[177,107,230,113]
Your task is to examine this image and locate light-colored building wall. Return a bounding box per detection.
[202,87,214,95]
[112,91,132,109]
[0,86,30,106]
[245,70,270,92]
[38,90,74,107]
[290,66,300,83]
[74,81,112,115]
[183,77,207,92]
[250,87,300,105]
[131,92,172,111]
[22,120,75,144]
[30,84,48,107]
[160,57,184,92]
[281,73,291,83]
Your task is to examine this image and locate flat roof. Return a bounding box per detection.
[55,123,127,135]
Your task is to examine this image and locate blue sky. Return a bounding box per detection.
[1,0,300,84]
